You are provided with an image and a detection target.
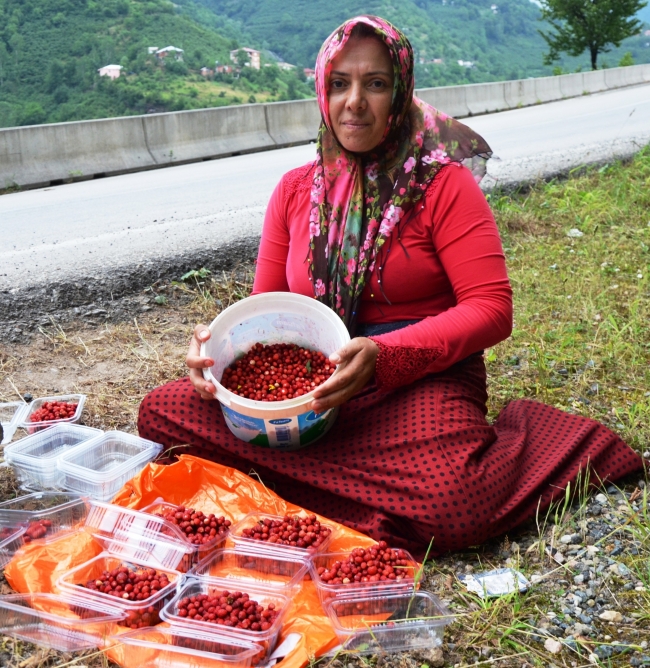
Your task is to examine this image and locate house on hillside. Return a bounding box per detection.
[277,62,295,71]
[215,64,233,74]
[230,47,261,70]
[303,68,315,81]
[98,64,122,79]
[147,46,159,54]
[200,67,213,77]
[156,46,184,61]
[457,60,474,68]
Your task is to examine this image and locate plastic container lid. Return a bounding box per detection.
[19,394,86,433]
[189,547,310,594]
[0,492,88,546]
[160,580,290,662]
[5,424,103,491]
[0,592,124,652]
[309,548,419,605]
[325,590,451,654]
[0,402,29,445]
[229,511,334,561]
[112,625,264,668]
[56,431,162,501]
[84,500,197,571]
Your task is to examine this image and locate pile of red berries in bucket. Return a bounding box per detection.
[176,590,279,631]
[316,542,413,585]
[220,343,335,401]
[238,514,331,550]
[155,505,231,546]
[29,400,77,423]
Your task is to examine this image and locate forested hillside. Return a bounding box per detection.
[192,0,650,86]
[0,0,312,127]
[1,0,648,128]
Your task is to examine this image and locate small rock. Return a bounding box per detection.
[413,647,444,668]
[530,574,543,584]
[574,623,592,637]
[545,638,563,654]
[587,599,596,607]
[599,610,623,622]
[567,228,584,238]
[574,574,585,585]
[595,494,608,505]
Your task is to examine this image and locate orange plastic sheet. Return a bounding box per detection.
[5,455,378,668]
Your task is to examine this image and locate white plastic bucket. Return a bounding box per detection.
[201,293,350,450]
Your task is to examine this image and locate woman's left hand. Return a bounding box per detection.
[310,337,379,413]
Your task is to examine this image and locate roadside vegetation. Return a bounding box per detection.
[0,150,648,666]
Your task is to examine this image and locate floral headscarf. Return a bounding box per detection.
[308,15,492,334]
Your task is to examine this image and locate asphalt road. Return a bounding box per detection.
[1,83,649,305]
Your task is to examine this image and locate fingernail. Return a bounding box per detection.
[199,330,210,340]
[204,359,214,367]
[330,353,341,363]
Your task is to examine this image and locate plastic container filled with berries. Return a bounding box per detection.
[161,580,290,661]
[308,541,419,604]
[57,552,181,630]
[20,394,86,434]
[229,511,334,560]
[141,499,232,571]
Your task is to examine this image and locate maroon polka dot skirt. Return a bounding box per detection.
[138,354,643,558]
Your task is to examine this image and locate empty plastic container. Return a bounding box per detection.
[161,580,290,662]
[20,394,86,434]
[189,547,310,594]
[325,591,451,653]
[0,402,29,445]
[57,549,182,629]
[309,548,419,605]
[0,492,88,544]
[4,424,102,490]
[112,625,264,668]
[229,511,334,561]
[0,593,125,652]
[56,431,162,501]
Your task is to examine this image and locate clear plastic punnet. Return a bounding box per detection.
[4,424,103,490]
[309,548,419,605]
[229,511,334,561]
[0,401,29,445]
[0,593,124,652]
[84,500,199,572]
[140,498,231,571]
[325,591,451,654]
[56,431,162,501]
[0,526,27,570]
[160,580,290,662]
[0,492,89,544]
[20,394,86,434]
[57,548,182,630]
[189,547,310,594]
[112,625,264,668]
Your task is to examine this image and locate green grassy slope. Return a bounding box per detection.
[0,0,311,127]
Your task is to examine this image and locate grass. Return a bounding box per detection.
[1,151,650,667]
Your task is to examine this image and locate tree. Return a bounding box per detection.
[539,0,647,70]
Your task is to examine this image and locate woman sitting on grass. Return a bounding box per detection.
[138,15,643,558]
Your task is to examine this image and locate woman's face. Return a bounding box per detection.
[328,37,394,153]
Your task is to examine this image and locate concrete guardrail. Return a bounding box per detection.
[2,63,649,190]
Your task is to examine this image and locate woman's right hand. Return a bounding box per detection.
[186,324,217,400]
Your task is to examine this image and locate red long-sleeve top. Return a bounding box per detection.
[252,161,513,390]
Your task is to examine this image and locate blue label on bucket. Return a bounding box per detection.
[220,404,337,450]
